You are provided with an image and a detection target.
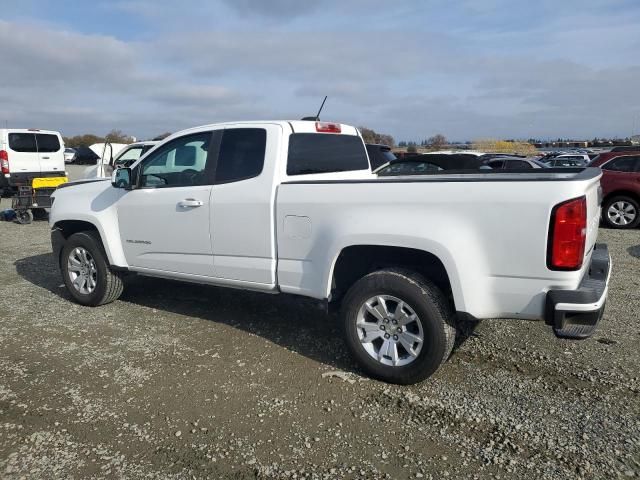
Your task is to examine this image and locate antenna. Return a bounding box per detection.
[301,96,328,121]
[315,96,327,121]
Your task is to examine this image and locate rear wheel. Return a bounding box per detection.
[60,231,124,306]
[341,269,456,384]
[603,195,640,229]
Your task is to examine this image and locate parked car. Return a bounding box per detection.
[596,154,640,229]
[483,157,548,169]
[71,146,100,165]
[588,147,640,168]
[64,147,76,163]
[375,154,490,175]
[366,143,397,170]
[544,154,590,167]
[50,120,610,384]
[0,128,66,196]
[546,157,587,168]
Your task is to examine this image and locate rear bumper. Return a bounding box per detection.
[545,243,611,339]
[7,171,67,187]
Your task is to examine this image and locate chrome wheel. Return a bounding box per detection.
[607,200,637,226]
[67,247,98,294]
[356,295,424,367]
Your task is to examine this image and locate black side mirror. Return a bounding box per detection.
[112,167,133,189]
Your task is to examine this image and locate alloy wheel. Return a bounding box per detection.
[67,247,98,294]
[355,295,424,367]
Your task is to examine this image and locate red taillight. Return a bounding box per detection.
[0,150,9,174]
[548,196,587,270]
[315,121,341,133]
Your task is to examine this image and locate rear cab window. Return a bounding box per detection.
[287,133,369,176]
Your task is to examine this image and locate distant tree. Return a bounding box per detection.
[63,134,104,148]
[358,126,395,147]
[407,143,418,154]
[105,129,133,144]
[398,141,407,148]
[472,139,537,156]
[427,134,447,150]
[152,132,172,141]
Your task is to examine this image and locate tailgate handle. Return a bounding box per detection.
[178,199,204,208]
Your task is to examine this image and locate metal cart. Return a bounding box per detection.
[11,176,68,224]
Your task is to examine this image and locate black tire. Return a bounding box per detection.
[341,268,456,385]
[60,231,124,306]
[32,208,48,221]
[15,210,33,225]
[602,195,640,229]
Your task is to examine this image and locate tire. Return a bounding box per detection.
[15,210,33,225]
[32,208,48,220]
[602,195,640,229]
[340,268,456,384]
[60,231,124,306]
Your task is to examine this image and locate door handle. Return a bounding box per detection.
[178,199,204,208]
[41,156,50,159]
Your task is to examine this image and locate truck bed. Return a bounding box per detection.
[275,167,602,321]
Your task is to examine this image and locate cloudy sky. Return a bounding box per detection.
[1,0,639,142]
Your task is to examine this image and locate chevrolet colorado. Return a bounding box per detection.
[49,120,611,384]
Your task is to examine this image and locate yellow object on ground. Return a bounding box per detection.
[32,177,68,189]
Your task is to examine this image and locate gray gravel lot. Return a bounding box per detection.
[0,173,638,479]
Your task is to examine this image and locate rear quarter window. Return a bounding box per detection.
[36,134,61,153]
[287,134,369,176]
[8,133,37,152]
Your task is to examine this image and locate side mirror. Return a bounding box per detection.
[112,167,133,189]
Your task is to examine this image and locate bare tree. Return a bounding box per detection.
[104,129,133,144]
[428,134,447,150]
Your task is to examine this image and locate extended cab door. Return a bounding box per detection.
[209,124,281,287]
[117,130,217,276]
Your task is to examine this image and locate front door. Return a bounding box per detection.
[117,130,216,277]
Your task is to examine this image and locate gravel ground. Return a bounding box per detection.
[0,174,638,479]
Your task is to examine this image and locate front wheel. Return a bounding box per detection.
[602,195,640,229]
[60,231,124,306]
[341,269,456,384]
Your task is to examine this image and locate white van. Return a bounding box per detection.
[0,129,66,195]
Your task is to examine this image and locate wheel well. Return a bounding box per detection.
[54,220,100,240]
[603,191,640,205]
[331,245,453,303]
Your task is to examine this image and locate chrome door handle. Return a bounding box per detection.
[178,199,204,208]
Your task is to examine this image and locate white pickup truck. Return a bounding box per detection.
[49,120,611,384]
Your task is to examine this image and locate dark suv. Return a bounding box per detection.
[597,154,640,229]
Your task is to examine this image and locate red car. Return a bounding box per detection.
[589,146,640,169]
[591,154,640,228]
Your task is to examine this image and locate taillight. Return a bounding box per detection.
[0,150,9,174]
[547,196,587,270]
[315,121,341,133]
